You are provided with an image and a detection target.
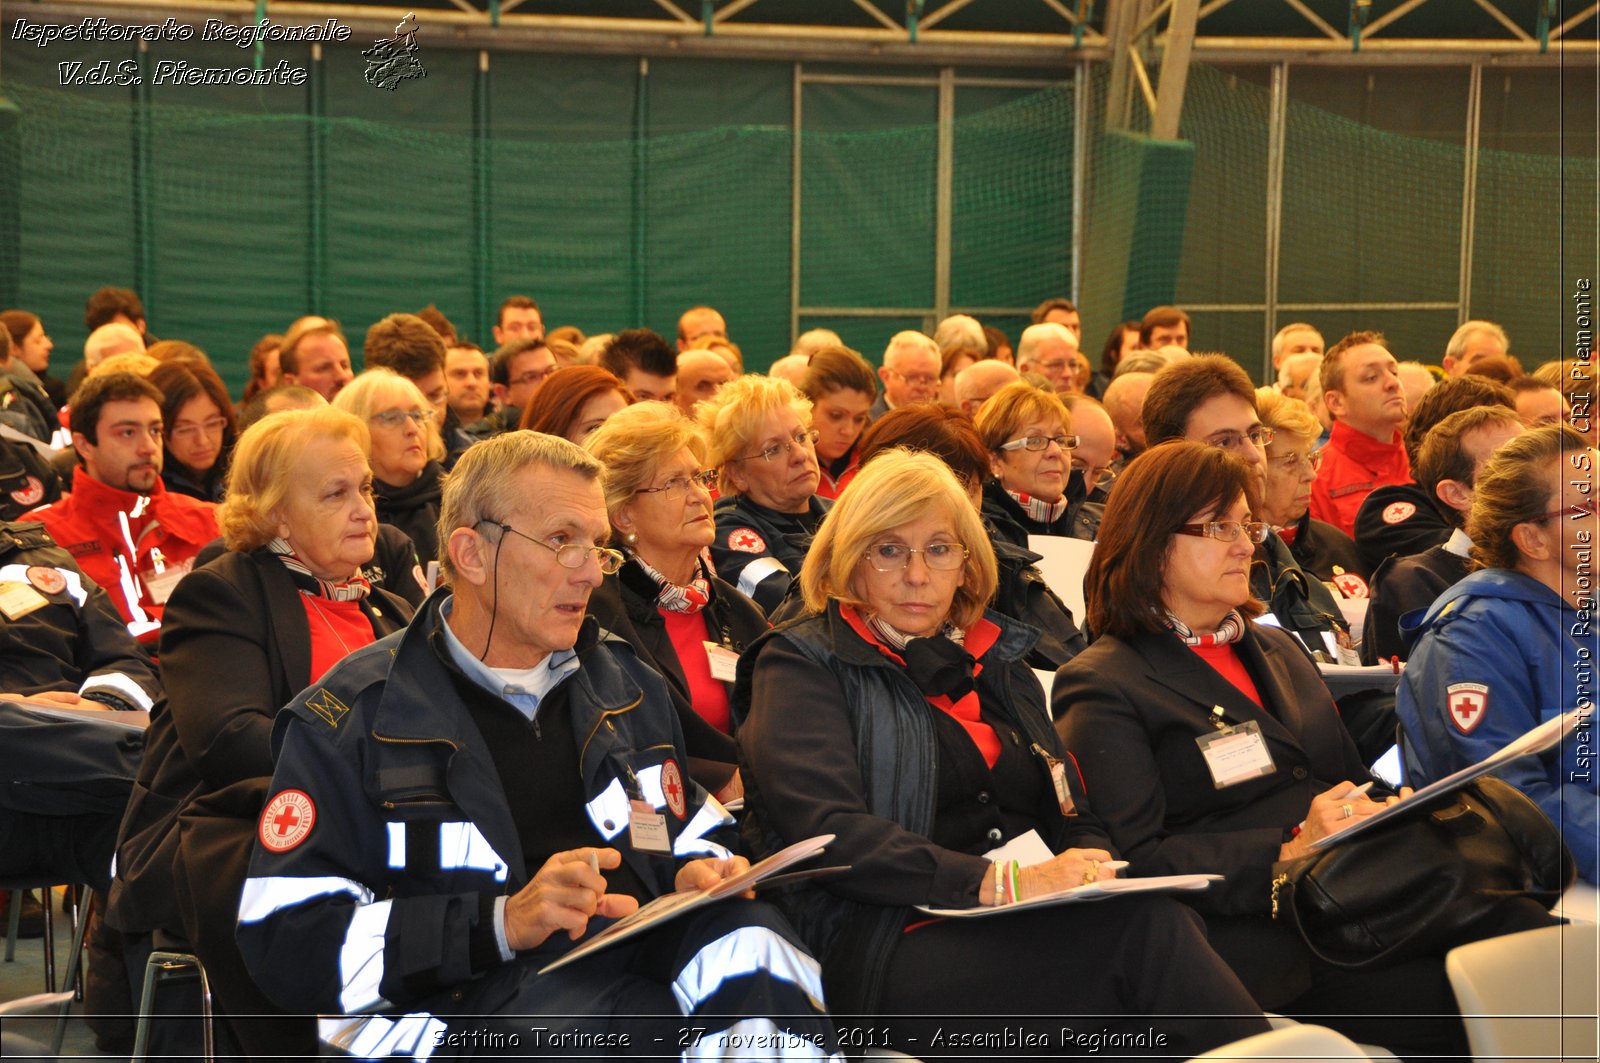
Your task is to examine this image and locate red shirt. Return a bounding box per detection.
[1187,641,1263,707]
[300,594,378,683]
[661,608,731,734]
[22,474,218,643]
[1309,421,1410,538]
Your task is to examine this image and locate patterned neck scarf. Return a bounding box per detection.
[1166,609,1246,647]
[633,552,711,615]
[863,611,965,650]
[269,538,372,602]
[1006,488,1068,524]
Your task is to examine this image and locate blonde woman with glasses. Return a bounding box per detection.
[334,368,446,565]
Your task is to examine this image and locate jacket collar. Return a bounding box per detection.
[69,470,216,540]
[1129,624,1307,751]
[1329,420,1406,469]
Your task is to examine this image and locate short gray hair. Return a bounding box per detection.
[933,314,985,354]
[1446,319,1510,361]
[436,431,602,583]
[882,330,939,369]
[1017,322,1078,367]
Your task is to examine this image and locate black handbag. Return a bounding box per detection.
[1270,775,1575,968]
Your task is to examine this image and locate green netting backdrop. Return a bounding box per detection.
[0,42,1592,393]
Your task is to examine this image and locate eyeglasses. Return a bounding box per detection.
[863,541,970,572]
[370,407,432,429]
[1208,427,1275,452]
[890,370,939,388]
[636,469,717,501]
[169,416,228,443]
[1176,520,1270,544]
[1267,449,1323,472]
[735,428,819,463]
[511,366,557,388]
[1000,433,1080,453]
[1536,498,1600,523]
[1034,359,1071,375]
[485,520,625,574]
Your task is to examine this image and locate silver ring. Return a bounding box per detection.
[1340,803,1354,820]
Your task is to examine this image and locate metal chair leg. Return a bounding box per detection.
[3,888,20,962]
[50,890,95,1056]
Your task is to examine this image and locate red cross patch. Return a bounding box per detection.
[1332,572,1370,599]
[9,476,43,507]
[259,789,317,853]
[1447,683,1489,734]
[727,528,766,554]
[25,566,66,596]
[1382,501,1417,525]
[660,758,687,820]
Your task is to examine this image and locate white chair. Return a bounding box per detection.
[1446,923,1599,1063]
[1191,1023,1373,1061]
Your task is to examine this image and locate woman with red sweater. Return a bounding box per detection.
[583,402,765,802]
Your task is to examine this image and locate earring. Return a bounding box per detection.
[626,532,638,544]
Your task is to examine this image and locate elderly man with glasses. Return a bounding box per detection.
[236,430,839,1060]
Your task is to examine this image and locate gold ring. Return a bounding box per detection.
[1340,803,1354,819]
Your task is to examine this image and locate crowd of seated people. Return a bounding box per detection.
[1,287,1593,1061]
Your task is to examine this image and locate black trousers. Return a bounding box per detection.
[875,895,1271,1060]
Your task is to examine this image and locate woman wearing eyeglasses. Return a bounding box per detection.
[1051,441,1537,1058]
[150,359,238,502]
[585,403,767,801]
[975,382,1098,547]
[736,449,1268,1053]
[1255,389,1368,588]
[1399,424,1600,886]
[335,368,447,565]
[699,374,827,614]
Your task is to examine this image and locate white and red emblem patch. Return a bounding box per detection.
[25,565,66,595]
[259,789,317,852]
[660,758,687,820]
[1332,572,1370,599]
[9,476,44,507]
[1381,501,1417,525]
[1447,682,1489,735]
[727,528,766,554]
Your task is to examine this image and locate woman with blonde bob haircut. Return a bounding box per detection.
[1253,388,1365,586]
[976,381,1094,544]
[735,448,1266,1052]
[334,368,447,564]
[585,403,767,799]
[107,406,411,1058]
[699,374,827,613]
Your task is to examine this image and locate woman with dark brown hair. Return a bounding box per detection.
[519,364,633,442]
[799,345,877,499]
[149,360,238,502]
[1054,440,1552,1059]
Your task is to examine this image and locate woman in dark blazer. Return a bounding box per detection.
[106,407,411,1057]
[584,402,767,801]
[1053,441,1551,1060]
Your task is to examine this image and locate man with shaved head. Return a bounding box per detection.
[675,348,736,415]
[953,360,1020,418]
[1101,370,1154,465]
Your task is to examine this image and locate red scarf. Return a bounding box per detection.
[841,605,1004,767]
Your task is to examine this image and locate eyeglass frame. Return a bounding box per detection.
[481,519,625,574]
[733,428,820,463]
[510,365,558,388]
[370,407,433,429]
[887,368,940,389]
[169,416,230,443]
[1265,448,1323,472]
[634,469,718,501]
[1535,498,1599,523]
[999,433,1080,453]
[1207,426,1276,452]
[861,541,971,572]
[1175,520,1271,545]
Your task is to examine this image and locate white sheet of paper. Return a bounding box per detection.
[1026,534,1095,624]
[982,828,1054,868]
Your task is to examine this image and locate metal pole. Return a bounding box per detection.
[1263,60,1288,381]
[1457,61,1482,325]
[631,56,649,327]
[1071,60,1088,305]
[132,37,154,312]
[1152,0,1201,140]
[790,61,803,347]
[934,66,955,329]
[308,42,326,313]
[473,49,492,344]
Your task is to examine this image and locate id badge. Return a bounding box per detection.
[702,641,740,683]
[142,559,192,605]
[1196,720,1277,789]
[0,580,49,620]
[628,799,672,854]
[1030,743,1077,816]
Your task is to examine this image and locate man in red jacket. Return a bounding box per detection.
[23,371,217,644]
[1310,330,1411,537]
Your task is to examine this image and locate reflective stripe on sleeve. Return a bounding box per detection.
[78,670,155,712]
[585,777,630,841]
[735,557,787,599]
[671,924,826,1015]
[0,563,87,606]
[387,823,405,870]
[674,797,735,861]
[339,899,394,1014]
[237,875,374,925]
[439,821,510,881]
[679,1017,842,1063]
[319,1012,445,1060]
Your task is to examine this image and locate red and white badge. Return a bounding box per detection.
[660,758,687,820]
[25,565,66,595]
[1447,682,1490,734]
[259,789,317,852]
[727,528,766,554]
[9,476,43,507]
[1382,501,1417,525]
[1332,572,1370,599]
